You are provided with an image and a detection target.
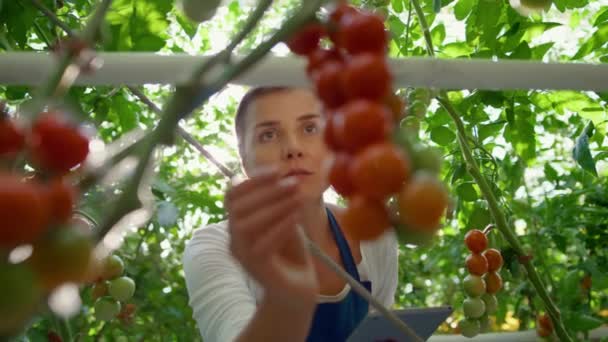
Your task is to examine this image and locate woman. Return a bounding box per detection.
[183,86,398,341]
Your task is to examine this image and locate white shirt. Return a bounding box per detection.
[182,220,399,342]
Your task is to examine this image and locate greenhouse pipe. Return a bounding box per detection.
[0,52,607,91]
[427,326,608,341]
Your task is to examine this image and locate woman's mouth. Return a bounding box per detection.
[284,169,313,178]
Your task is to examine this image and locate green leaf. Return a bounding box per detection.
[544,163,559,182]
[594,7,608,27]
[457,183,478,201]
[5,86,28,100]
[573,23,608,60]
[430,126,456,145]
[105,0,171,51]
[504,107,536,162]
[388,15,407,39]
[392,0,405,12]
[468,202,492,229]
[531,42,554,60]
[111,94,139,133]
[509,41,532,59]
[454,0,475,20]
[560,270,582,306]
[475,0,503,49]
[1,1,35,48]
[478,121,505,142]
[176,11,198,39]
[431,24,446,47]
[157,201,179,227]
[566,315,604,332]
[440,42,474,57]
[573,122,598,176]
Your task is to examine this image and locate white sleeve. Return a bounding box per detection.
[368,230,399,309]
[182,223,257,342]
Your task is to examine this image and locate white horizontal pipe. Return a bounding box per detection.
[0,52,607,91]
[428,326,608,342]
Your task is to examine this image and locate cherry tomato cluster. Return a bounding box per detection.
[537,313,554,338]
[458,229,504,338]
[91,254,137,324]
[286,2,449,241]
[0,104,94,336]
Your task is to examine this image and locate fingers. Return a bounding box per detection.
[228,177,299,219]
[251,211,299,257]
[226,166,278,200]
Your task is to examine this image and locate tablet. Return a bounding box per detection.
[347,306,453,342]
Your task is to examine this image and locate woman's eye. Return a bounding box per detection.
[304,123,318,134]
[259,130,276,142]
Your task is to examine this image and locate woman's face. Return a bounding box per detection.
[241,88,331,202]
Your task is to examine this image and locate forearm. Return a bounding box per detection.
[236,297,316,342]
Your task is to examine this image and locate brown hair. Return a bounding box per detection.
[234,86,291,157]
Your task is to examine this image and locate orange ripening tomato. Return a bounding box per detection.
[464,229,488,254]
[0,117,26,156]
[342,53,392,101]
[538,314,553,332]
[333,100,392,153]
[384,92,407,123]
[313,61,347,109]
[45,178,77,224]
[327,2,359,46]
[484,272,502,294]
[338,11,388,55]
[329,153,356,197]
[466,253,489,276]
[29,112,89,173]
[342,196,391,241]
[0,174,50,248]
[483,248,503,272]
[307,48,342,77]
[350,143,410,200]
[28,227,93,290]
[286,23,326,56]
[397,172,448,232]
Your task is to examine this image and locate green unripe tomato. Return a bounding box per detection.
[459,318,480,338]
[408,100,428,119]
[479,315,491,333]
[102,255,124,280]
[412,145,443,174]
[108,276,136,302]
[463,297,486,319]
[463,275,486,298]
[0,263,43,335]
[94,297,121,321]
[481,293,498,315]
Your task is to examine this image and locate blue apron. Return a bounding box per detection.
[306,208,372,342]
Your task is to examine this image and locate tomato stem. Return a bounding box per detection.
[191,0,274,82]
[482,224,495,236]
